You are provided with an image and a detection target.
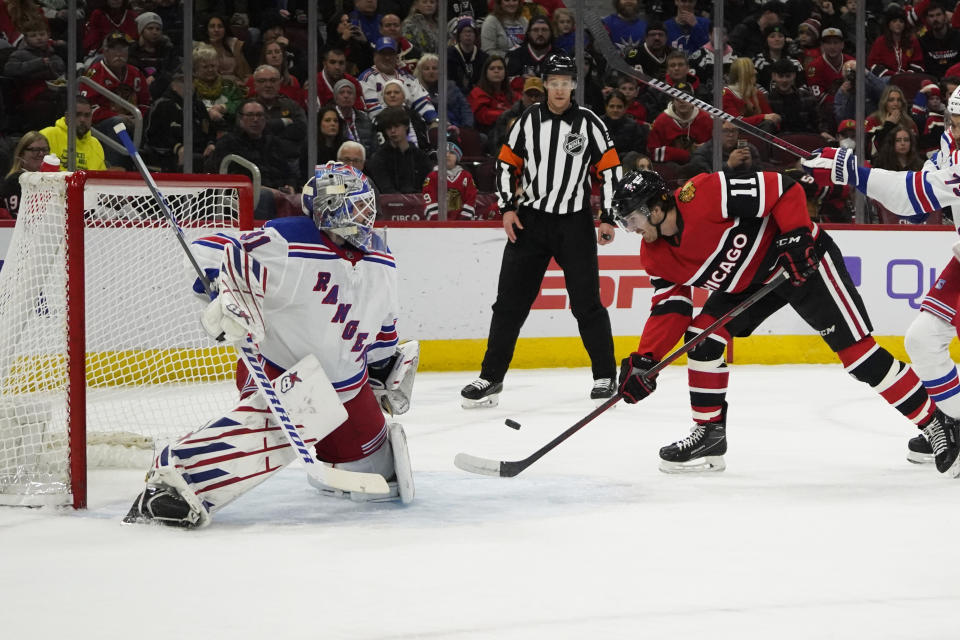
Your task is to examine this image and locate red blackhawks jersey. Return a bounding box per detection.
[646,106,713,162]
[422,166,478,220]
[82,61,151,122]
[805,53,854,99]
[635,171,815,360]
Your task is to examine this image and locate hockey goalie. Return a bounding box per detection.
[124,162,418,528]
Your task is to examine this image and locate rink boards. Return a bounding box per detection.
[1,222,956,371]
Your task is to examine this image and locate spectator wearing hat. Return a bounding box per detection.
[82,31,151,167]
[448,16,487,93]
[723,57,780,133]
[623,20,670,80]
[402,0,440,54]
[375,77,430,148]
[795,18,822,68]
[836,118,858,149]
[328,78,378,157]
[646,81,712,163]
[867,3,923,76]
[665,0,710,54]
[489,75,543,153]
[910,79,947,154]
[729,1,782,60]
[766,58,821,135]
[805,27,854,101]
[467,54,516,136]
[601,0,647,52]
[754,24,804,91]
[423,141,478,220]
[83,0,138,59]
[920,0,960,78]
[319,48,365,113]
[505,16,554,94]
[415,52,474,128]
[481,0,527,58]
[129,11,180,100]
[366,106,433,194]
[360,36,439,126]
[380,12,422,73]
[326,11,373,76]
[601,90,647,157]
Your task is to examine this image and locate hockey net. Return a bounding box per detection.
[0,171,254,508]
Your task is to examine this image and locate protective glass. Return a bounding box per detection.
[544,78,576,90]
[615,207,652,233]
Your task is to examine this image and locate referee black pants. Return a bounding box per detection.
[480,207,616,383]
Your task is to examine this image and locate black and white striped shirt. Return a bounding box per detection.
[496,101,622,215]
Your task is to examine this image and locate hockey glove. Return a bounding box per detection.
[618,353,659,404]
[801,147,858,187]
[775,227,819,286]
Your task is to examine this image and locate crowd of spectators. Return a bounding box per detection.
[0,0,957,224]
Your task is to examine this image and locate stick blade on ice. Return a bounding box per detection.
[454,453,503,477]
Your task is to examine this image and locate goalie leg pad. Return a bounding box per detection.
[389,422,414,504]
[371,341,420,416]
[148,392,322,516]
[308,437,398,502]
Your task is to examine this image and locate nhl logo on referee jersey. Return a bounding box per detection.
[678,180,696,203]
[563,132,586,156]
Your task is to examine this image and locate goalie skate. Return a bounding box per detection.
[659,422,727,474]
[121,468,210,528]
[460,378,502,409]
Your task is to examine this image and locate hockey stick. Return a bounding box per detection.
[112,123,389,495]
[454,270,791,477]
[584,16,813,161]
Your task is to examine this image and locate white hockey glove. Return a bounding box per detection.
[801,147,859,187]
[368,341,420,416]
[200,244,266,344]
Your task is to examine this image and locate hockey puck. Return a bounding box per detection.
[504,418,521,430]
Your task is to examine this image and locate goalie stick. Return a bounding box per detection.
[584,15,813,161]
[454,271,791,478]
[112,123,389,495]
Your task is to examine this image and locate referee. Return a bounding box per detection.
[461,52,622,409]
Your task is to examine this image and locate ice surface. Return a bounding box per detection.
[3,365,959,639]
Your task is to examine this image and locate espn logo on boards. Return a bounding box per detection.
[532,255,708,310]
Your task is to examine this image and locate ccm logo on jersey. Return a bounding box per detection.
[704,233,749,291]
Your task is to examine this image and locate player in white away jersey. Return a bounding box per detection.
[124,162,418,528]
[803,127,960,473]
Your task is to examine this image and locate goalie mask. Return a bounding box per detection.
[301,162,377,250]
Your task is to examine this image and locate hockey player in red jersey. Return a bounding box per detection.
[610,169,960,476]
[422,141,478,220]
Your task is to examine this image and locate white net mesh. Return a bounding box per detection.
[0,172,250,506]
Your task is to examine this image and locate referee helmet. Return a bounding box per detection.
[541,52,577,83]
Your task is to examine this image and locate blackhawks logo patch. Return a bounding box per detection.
[678,180,696,203]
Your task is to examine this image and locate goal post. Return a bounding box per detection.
[0,171,254,509]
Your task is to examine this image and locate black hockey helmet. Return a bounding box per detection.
[541,52,577,83]
[611,170,672,220]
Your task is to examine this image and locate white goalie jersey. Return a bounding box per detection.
[192,216,401,402]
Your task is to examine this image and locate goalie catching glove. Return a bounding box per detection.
[618,353,658,404]
[775,227,819,287]
[368,341,420,415]
[201,244,266,344]
[801,147,859,187]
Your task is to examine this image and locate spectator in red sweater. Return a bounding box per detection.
[616,75,647,124]
[646,82,713,163]
[467,54,516,135]
[83,0,138,59]
[867,3,924,76]
[723,57,781,133]
[318,48,365,113]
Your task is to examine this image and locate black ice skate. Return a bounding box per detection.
[122,485,202,528]
[659,421,727,473]
[921,409,960,476]
[590,378,616,404]
[906,433,934,465]
[461,378,503,409]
